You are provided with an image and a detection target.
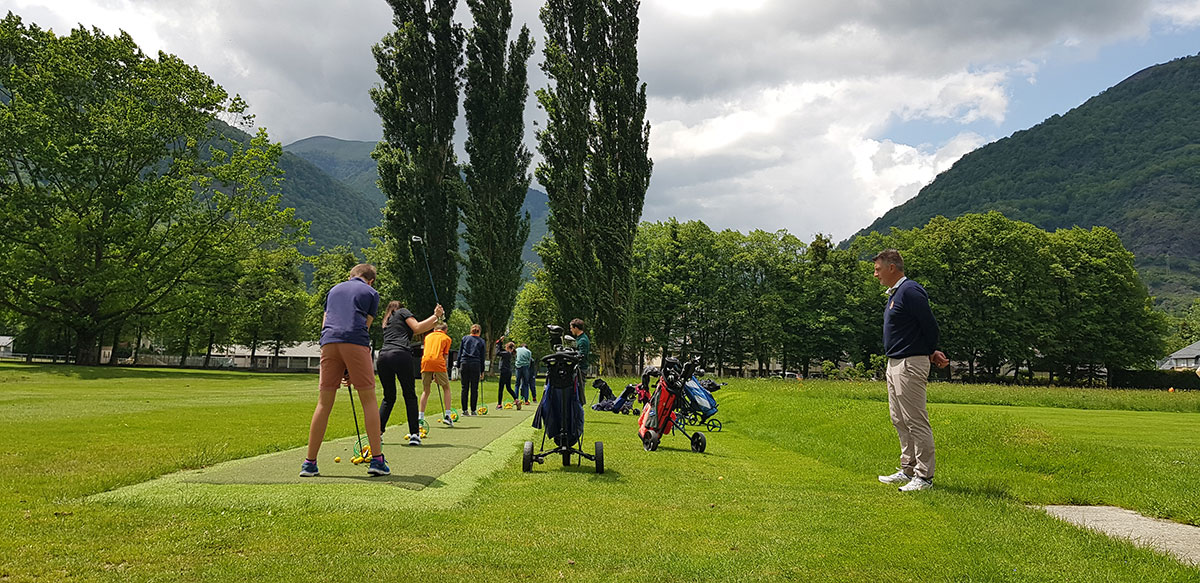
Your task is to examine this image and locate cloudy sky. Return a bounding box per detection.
[9,0,1200,240]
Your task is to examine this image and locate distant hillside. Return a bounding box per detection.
[284,135,550,271]
[853,53,1200,311]
[284,136,384,207]
[216,124,379,253]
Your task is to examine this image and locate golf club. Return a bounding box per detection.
[411,235,440,306]
[346,381,365,457]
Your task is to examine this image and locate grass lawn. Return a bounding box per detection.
[3,363,1199,581]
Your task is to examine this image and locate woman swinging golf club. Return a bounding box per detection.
[377,300,443,446]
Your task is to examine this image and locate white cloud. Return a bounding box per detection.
[8,0,1200,241]
[1153,0,1200,26]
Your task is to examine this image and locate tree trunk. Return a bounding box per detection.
[107,322,124,366]
[249,331,259,369]
[75,328,100,366]
[204,330,215,368]
[272,340,282,369]
[132,325,143,365]
[178,333,191,367]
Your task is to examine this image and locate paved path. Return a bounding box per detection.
[1042,505,1200,566]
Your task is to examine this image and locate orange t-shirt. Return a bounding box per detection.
[421,330,451,372]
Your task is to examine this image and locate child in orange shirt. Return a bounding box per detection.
[420,322,455,428]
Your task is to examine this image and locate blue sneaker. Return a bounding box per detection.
[367,455,390,476]
[299,460,319,477]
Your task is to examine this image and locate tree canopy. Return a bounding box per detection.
[0,14,304,364]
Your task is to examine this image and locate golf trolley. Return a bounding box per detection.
[523,325,604,474]
[637,356,710,453]
[677,372,724,433]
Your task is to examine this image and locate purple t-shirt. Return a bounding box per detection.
[320,277,379,347]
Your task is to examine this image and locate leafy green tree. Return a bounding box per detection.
[371,0,465,319]
[232,247,310,368]
[447,309,474,353]
[586,0,653,372]
[1045,226,1168,381]
[1173,299,1200,350]
[509,268,560,361]
[536,0,652,373]
[461,0,535,356]
[305,246,361,338]
[0,15,303,365]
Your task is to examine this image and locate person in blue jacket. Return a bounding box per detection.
[458,324,485,415]
[871,249,949,492]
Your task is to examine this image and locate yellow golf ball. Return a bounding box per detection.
[334,456,341,463]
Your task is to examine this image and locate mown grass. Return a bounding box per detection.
[2,363,1199,581]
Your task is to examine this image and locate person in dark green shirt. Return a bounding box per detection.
[570,318,590,376]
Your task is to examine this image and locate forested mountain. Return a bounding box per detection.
[217,124,380,253]
[853,53,1200,311]
[284,136,550,268]
[283,136,384,207]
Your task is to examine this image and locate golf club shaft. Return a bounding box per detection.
[417,240,440,306]
[347,384,363,453]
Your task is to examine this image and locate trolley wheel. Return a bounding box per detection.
[706,419,722,432]
[594,441,604,474]
[644,430,660,452]
[522,441,533,473]
[562,448,572,467]
[690,431,707,453]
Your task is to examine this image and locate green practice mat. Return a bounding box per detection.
[90,406,536,510]
[190,407,534,488]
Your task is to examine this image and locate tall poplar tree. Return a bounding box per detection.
[461,0,536,354]
[371,0,465,318]
[536,0,652,372]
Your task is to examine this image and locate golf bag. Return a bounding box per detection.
[531,350,586,447]
[638,357,708,453]
[590,379,637,414]
[594,378,616,402]
[676,375,723,432]
[524,325,603,473]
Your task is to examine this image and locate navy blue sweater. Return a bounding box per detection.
[883,279,939,358]
[458,334,485,366]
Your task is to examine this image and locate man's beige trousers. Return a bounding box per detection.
[886,355,935,479]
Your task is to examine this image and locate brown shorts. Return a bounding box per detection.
[319,343,375,391]
[422,371,449,388]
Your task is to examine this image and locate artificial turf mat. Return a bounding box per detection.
[90,406,536,510]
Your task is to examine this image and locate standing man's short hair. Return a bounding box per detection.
[569,318,585,332]
[349,263,377,282]
[871,249,904,272]
[470,324,481,335]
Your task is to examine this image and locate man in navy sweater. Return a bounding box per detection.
[872,249,949,492]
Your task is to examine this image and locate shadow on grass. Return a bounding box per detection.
[316,472,439,488]
[2,363,306,383]
[525,462,624,481]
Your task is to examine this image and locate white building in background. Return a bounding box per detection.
[1160,340,1200,370]
[207,341,323,370]
[0,336,14,356]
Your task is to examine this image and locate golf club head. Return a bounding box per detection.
[411,235,423,243]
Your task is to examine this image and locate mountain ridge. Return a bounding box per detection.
[851,53,1200,311]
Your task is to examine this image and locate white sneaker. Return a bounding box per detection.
[878,470,912,484]
[899,476,933,492]
[408,433,422,445]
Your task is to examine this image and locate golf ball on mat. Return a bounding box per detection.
[334,456,341,463]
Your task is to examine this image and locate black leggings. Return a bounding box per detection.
[497,369,517,403]
[377,349,418,435]
[460,360,482,411]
